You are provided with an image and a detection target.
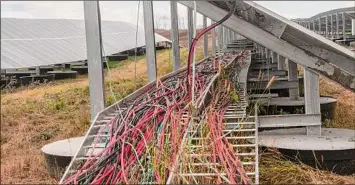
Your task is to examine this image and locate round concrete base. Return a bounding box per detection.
[259,128,355,175]
[41,136,84,179]
[256,96,337,121]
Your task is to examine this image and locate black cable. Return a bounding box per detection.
[215,1,237,26]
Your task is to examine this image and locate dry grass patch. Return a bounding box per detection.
[0,48,204,184]
[319,77,355,129]
[260,150,355,184]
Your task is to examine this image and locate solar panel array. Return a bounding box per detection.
[1,18,170,69]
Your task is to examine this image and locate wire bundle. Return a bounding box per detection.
[62,52,243,184]
[205,76,250,184]
[173,53,251,184]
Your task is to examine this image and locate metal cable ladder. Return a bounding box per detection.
[176,81,259,184]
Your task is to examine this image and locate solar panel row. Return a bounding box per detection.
[1,18,170,69]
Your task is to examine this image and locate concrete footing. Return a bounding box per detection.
[253,96,337,121]
[41,136,84,179]
[259,128,355,175]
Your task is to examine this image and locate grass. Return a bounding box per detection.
[0,48,203,184]
[1,48,355,184]
[260,150,355,184]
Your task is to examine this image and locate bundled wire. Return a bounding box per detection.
[62,53,244,184]
[61,2,247,184]
[186,1,237,95]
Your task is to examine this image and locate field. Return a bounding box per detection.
[1,46,355,183]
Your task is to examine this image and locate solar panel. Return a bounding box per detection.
[1,18,170,69]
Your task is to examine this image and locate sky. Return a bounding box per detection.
[1,1,355,28]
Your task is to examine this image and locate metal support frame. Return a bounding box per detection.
[217,25,223,54]
[84,1,105,120]
[229,29,233,41]
[170,1,180,71]
[312,20,315,32]
[211,21,216,56]
[325,15,329,38]
[272,51,277,64]
[336,13,339,38]
[304,67,321,135]
[179,1,355,91]
[352,19,355,36]
[223,26,228,46]
[330,14,334,38]
[143,1,157,82]
[318,17,321,34]
[35,66,40,75]
[342,12,346,39]
[187,7,193,49]
[203,15,208,57]
[278,55,286,70]
[288,60,299,100]
[258,114,321,128]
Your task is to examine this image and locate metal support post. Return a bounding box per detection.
[330,14,334,38]
[143,1,157,82]
[187,7,193,49]
[312,20,315,32]
[342,12,346,39]
[272,51,277,64]
[170,1,180,71]
[325,15,328,38]
[336,13,339,38]
[223,26,228,46]
[35,66,40,75]
[84,1,105,120]
[211,21,217,56]
[288,60,299,100]
[265,48,269,59]
[203,15,208,57]
[352,19,355,36]
[304,67,321,135]
[318,17,321,34]
[278,55,286,70]
[228,29,233,42]
[217,25,223,54]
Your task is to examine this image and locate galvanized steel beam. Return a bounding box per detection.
[288,60,299,100]
[203,15,208,57]
[304,68,321,135]
[84,1,105,120]
[187,7,193,50]
[258,114,321,128]
[211,21,216,56]
[170,1,180,71]
[277,55,286,70]
[342,12,346,39]
[179,1,355,91]
[143,1,157,82]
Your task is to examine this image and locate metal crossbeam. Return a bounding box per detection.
[179,1,355,91]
